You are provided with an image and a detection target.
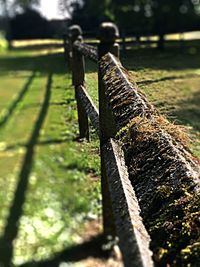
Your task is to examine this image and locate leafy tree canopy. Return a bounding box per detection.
[59,0,200,33]
[0,0,40,17]
[110,0,200,33]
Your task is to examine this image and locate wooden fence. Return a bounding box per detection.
[63,23,200,267]
[64,23,154,267]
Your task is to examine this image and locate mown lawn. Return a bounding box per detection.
[0,43,101,265]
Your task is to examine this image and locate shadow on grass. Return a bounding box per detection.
[137,73,199,86]
[0,73,52,267]
[21,99,75,110]
[0,52,66,75]
[18,234,108,267]
[83,40,200,73]
[1,40,199,76]
[170,90,200,132]
[121,40,200,72]
[0,71,36,128]
[4,137,71,152]
[61,162,98,177]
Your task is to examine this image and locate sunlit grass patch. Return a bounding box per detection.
[0,33,8,52]
[12,39,62,47]
[0,71,31,113]
[0,74,47,144]
[0,153,25,234]
[130,70,200,157]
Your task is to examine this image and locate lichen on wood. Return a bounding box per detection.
[100,53,200,266]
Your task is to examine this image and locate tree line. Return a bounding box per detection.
[67,0,200,33]
[0,0,200,43]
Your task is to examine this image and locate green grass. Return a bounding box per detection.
[0,44,101,265]
[0,35,8,52]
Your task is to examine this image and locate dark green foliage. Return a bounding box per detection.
[11,9,53,39]
[110,0,200,33]
[63,0,200,35]
[71,0,113,31]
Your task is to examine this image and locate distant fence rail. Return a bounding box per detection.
[63,23,200,267]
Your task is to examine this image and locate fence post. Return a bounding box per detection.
[98,22,120,238]
[69,25,89,140]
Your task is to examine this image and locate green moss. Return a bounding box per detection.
[115,101,199,266]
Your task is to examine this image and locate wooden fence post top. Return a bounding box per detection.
[98,22,119,59]
[98,22,119,43]
[69,25,83,42]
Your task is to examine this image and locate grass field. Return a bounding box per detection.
[0,38,199,266]
[0,42,101,265]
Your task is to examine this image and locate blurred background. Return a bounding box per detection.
[0,0,200,47]
[0,1,200,267]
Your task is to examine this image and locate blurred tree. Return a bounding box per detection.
[151,0,200,48]
[109,0,151,34]
[0,0,12,48]
[11,8,52,39]
[58,0,80,18]
[0,0,40,16]
[0,0,40,48]
[58,0,200,44]
[110,0,200,48]
[58,0,113,31]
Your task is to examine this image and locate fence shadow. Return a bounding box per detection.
[136,73,199,86]
[0,71,36,128]
[1,40,200,76]
[18,234,108,267]
[21,99,75,111]
[0,73,52,267]
[121,39,200,72]
[0,52,66,75]
[81,40,200,74]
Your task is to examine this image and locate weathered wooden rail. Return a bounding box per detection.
[64,23,200,267]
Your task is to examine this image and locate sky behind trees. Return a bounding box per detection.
[37,0,66,19]
[0,0,65,19]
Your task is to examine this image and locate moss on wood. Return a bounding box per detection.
[100,53,200,266]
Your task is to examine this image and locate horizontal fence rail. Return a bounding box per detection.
[76,85,99,135]
[73,41,98,62]
[102,139,153,267]
[65,22,200,267]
